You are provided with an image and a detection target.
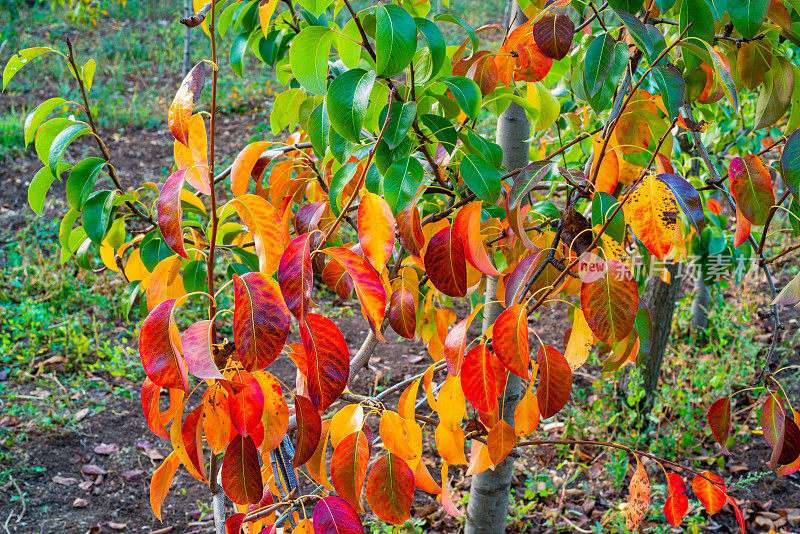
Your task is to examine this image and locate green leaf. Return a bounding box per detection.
[297,0,334,17]
[328,68,376,143]
[584,33,616,97]
[614,10,653,61]
[308,102,330,157]
[67,157,107,210]
[379,102,417,150]
[465,130,502,168]
[140,231,174,271]
[48,122,91,177]
[415,18,446,81]
[337,19,363,69]
[82,58,96,92]
[652,65,685,120]
[755,56,794,130]
[420,114,457,153]
[271,88,306,135]
[439,76,481,119]
[330,162,359,215]
[607,0,644,15]
[460,154,501,204]
[434,13,478,54]
[3,47,59,90]
[375,4,417,78]
[29,165,66,215]
[680,0,715,71]
[59,208,80,252]
[122,281,141,321]
[782,128,800,201]
[230,33,249,78]
[82,190,117,244]
[35,118,71,169]
[290,26,334,95]
[24,97,66,147]
[592,191,625,243]
[384,156,423,213]
[375,136,413,174]
[728,0,769,39]
[330,126,355,163]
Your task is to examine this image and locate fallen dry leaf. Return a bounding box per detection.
[93,443,120,455]
[73,497,89,508]
[81,464,107,477]
[74,408,89,422]
[121,470,144,482]
[52,475,79,486]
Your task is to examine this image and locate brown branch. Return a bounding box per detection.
[180,1,212,28]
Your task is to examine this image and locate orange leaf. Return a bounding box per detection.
[230,141,275,197]
[380,410,423,461]
[202,384,232,454]
[358,192,395,271]
[664,493,689,527]
[487,419,516,465]
[173,113,210,195]
[443,304,484,376]
[168,62,205,146]
[440,462,464,517]
[514,380,540,436]
[536,345,571,419]
[150,451,180,521]
[254,371,289,453]
[331,429,371,512]
[692,471,727,515]
[365,454,415,525]
[626,457,650,531]
[492,304,531,379]
[454,202,501,276]
[231,195,285,275]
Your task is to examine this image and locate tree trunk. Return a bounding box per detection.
[183,0,193,76]
[465,5,529,531]
[691,275,709,332]
[640,262,683,412]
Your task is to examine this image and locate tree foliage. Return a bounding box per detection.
[5,0,800,530]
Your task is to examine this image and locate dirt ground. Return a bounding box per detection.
[1,117,800,533]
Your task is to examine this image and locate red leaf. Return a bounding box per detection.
[453,202,500,276]
[707,397,732,455]
[358,192,395,271]
[365,453,415,525]
[779,414,800,465]
[692,471,727,515]
[734,207,751,248]
[580,260,639,343]
[156,169,189,258]
[503,248,544,307]
[323,247,387,339]
[232,194,284,275]
[322,255,354,300]
[424,227,468,297]
[228,370,264,437]
[664,493,689,527]
[225,512,245,534]
[443,305,482,376]
[221,433,263,505]
[180,405,206,481]
[168,62,205,146]
[255,372,289,453]
[761,394,786,469]
[150,452,180,521]
[535,345,572,419]
[729,496,746,534]
[233,272,291,371]
[666,472,686,496]
[492,304,531,379]
[300,313,350,411]
[397,204,424,257]
[331,430,371,512]
[278,233,314,321]
[388,287,416,339]
[296,201,327,235]
[141,378,182,440]
[312,496,364,534]
[294,395,322,467]
[461,344,498,413]
[139,299,188,392]
[181,320,224,380]
[729,155,775,226]
[532,13,575,60]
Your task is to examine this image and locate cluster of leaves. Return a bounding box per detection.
[5,0,800,530]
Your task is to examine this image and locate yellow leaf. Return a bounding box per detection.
[565,309,593,371]
[330,404,365,448]
[146,256,185,311]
